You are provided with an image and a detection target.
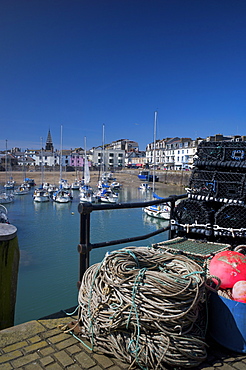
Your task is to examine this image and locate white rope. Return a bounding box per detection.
[76,246,207,369]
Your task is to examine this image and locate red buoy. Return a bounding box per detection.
[209,250,246,289]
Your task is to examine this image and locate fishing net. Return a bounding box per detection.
[77,246,208,369]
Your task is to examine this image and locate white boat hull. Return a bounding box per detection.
[52,190,72,203]
[143,205,170,220]
[0,193,14,204]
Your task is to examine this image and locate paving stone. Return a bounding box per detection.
[93,353,114,368]
[0,350,23,364]
[23,340,47,354]
[28,335,41,344]
[25,362,43,370]
[11,353,40,368]
[39,355,55,367]
[231,361,246,370]
[39,346,55,356]
[67,364,86,370]
[66,344,83,355]
[3,340,27,353]
[45,362,64,370]
[0,363,13,370]
[54,350,75,367]
[47,333,68,344]
[74,351,97,368]
[55,336,78,350]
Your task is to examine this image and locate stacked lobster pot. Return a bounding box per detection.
[171,140,246,246]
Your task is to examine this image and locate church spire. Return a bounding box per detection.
[45,129,54,152]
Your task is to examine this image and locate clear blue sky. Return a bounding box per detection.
[1,0,246,151]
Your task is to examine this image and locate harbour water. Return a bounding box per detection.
[2,183,184,325]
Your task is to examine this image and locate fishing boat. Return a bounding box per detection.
[0,205,9,223]
[138,170,159,182]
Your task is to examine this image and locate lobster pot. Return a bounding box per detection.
[171,199,215,236]
[196,140,246,162]
[193,159,246,171]
[188,168,246,203]
[209,291,246,353]
[152,237,230,272]
[214,203,246,238]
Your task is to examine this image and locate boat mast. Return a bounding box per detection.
[59,125,63,182]
[152,111,157,193]
[5,140,8,184]
[102,123,105,173]
[40,137,44,186]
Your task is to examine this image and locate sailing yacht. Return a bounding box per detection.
[79,137,97,203]
[53,126,73,203]
[2,141,15,203]
[143,111,170,220]
[33,139,50,202]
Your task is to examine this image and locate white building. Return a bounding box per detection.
[91,147,125,169]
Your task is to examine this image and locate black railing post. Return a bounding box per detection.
[77,202,93,287]
[168,195,177,240]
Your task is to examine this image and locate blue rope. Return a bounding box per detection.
[62,306,79,316]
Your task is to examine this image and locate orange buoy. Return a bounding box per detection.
[232,281,246,303]
[209,250,246,289]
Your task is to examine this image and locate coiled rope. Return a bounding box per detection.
[77,246,207,369]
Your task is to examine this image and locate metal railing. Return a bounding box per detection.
[77,193,187,285]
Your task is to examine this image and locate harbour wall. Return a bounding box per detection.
[123,170,191,187]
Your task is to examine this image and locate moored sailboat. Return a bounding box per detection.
[143,111,170,220]
[53,125,73,203]
[79,137,97,203]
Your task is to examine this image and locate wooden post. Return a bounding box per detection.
[0,223,19,330]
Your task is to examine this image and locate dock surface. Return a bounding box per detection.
[0,308,245,370]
